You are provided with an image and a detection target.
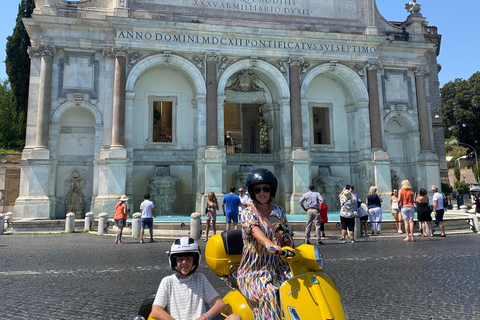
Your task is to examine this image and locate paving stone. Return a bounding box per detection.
[0,233,480,319]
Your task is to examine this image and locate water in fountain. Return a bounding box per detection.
[233,165,253,192]
[148,165,179,216]
[313,167,345,212]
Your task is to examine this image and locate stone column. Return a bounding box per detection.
[205,53,218,146]
[111,46,129,148]
[288,57,303,148]
[366,60,384,150]
[27,45,56,149]
[413,65,432,151]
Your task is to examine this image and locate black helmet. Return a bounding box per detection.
[246,168,278,203]
[168,237,201,276]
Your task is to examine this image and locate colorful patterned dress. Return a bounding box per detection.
[237,204,292,320]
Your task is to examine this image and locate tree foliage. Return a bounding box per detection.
[454,180,470,195]
[441,72,480,154]
[0,80,24,150]
[2,0,35,151]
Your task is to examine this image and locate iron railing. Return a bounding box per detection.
[225,138,270,154]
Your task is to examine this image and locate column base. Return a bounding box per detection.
[14,197,53,219]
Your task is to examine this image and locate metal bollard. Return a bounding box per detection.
[354,214,361,240]
[0,214,4,235]
[469,213,480,233]
[98,213,109,235]
[65,212,75,233]
[84,212,94,232]
[131,212,142,238]
[190,212,202,240]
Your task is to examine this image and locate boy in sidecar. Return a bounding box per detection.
[149,237,241,320]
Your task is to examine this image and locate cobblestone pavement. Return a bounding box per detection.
[1,232,480,319]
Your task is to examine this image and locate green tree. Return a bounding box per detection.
[441,72,480,165]
[454,180,470,195]
[3,0,35,150]
[0,80,23,150]
[454,167,460,181]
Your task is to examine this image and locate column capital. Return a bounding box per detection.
[288,56,304,66]
[102,46,129,59]
[365,60,383,71]
[412,65,429,76]
[205,52,219,62]
[27,45,56,58]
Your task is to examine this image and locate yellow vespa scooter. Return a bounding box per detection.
[205,229,350,320]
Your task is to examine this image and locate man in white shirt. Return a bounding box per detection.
[431,185,446,237]
[238,188,250,215]
[140,193,156,243]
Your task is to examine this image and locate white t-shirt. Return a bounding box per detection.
[239,194,250,214]
[153,273,219,320]
[140,199,155,218]
[432,192,444,210]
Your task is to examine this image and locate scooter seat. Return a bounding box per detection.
[221,230,243,255]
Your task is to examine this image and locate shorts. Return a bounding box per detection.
[359,215,369,221]
[226,215,239,224]
[141,217,154,229]
[340,216,355,231]
[435,209,445,222]
[401,207,415,220]
[114,218,126,227]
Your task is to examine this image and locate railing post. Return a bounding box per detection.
[131,212,142,238]
[65,212,75,233]
[98,213,109,235]
[84,212,94,231]
[354,214,361,240]
[190,212,202,240]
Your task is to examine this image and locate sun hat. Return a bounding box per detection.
[119,195,129,201]
[342,190,352,200]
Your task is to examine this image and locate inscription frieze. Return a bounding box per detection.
[135,0,366,21]
[117,31,377,54]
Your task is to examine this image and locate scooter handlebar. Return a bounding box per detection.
[267,246,295,257]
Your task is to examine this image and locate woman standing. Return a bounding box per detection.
[389,190,402,234]
[366,186,383,235]
[416,188,433,237]
[398,180,416,242]
[237,169,293,320]
[114,195,129,244]
[338,188,357,243]
[204,192,219,241]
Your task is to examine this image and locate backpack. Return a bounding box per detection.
[441,193,448,210]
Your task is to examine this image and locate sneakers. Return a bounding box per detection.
[351,239,355,243]
[398,230,403,234]
[305,241,311,245]
[339,238,346,243]
[317,241,324,245]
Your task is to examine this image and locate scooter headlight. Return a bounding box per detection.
[314,246,324,270]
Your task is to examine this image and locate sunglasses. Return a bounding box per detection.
[253,186,271,194]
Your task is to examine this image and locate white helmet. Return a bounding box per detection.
[168,237,201,275]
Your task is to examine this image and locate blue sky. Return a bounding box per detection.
[0,0,478,87]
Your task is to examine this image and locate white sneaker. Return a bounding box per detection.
[398,230,403,234]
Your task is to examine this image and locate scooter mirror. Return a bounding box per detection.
[133,316,145,320]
